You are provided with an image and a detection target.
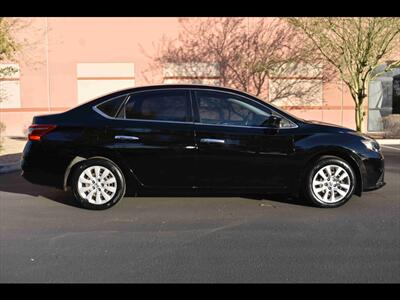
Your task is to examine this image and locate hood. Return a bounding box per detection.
[304,120,377,141]
[303,119,356,134]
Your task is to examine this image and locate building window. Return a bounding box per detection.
[0,63,21,109]
[368,67,400,132]
[77,63,135,104]
[392,75,400,114]
[163,63,220,85]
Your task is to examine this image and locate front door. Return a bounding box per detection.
[192,89,294,189]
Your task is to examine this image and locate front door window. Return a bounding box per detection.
[195,90,271,127]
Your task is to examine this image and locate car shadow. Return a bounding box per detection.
[0,171,311,208]
[135,190,311,207]
[0,171,81,208]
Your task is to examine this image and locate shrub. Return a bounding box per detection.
[382,114,400,138]
[0,122,5,153]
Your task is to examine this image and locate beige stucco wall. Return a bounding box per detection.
[2,17,396,136]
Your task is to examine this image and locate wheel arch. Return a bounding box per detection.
[63,153,142,193]
[299,149,365,197]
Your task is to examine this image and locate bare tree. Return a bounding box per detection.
[0,17,38,97]
[0,17,20,148]
[287,17,400,132]
[0,17,20,75]
[144,17,329,104]
[0,17,35,149]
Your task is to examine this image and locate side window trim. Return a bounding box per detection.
[93,87,297,128]
[190,89,200,123]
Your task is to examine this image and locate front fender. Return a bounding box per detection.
[293,133,367,196]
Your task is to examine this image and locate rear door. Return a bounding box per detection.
[105,88,196,188]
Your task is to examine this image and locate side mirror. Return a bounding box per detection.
[262,115,282,128]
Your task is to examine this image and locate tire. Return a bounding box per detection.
[304,156,356,208]
[70,158,126,210]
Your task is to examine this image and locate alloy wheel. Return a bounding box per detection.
[77,165,118,205]
[311,164,351,204]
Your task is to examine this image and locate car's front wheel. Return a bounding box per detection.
[305,156,356,208]
[70,158,126,210]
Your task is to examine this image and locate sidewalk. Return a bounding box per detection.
[0,137,26,174]
[377,139,400,145]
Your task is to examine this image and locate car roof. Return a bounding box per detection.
[70,83,255,110]
[81,83,263,108]
[74,83,302,124]
[112,84,255,97]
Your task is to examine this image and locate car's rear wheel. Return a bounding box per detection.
[305,156,356,208]
[70,158,126,210]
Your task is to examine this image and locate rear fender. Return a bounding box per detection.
[63,151,142,192]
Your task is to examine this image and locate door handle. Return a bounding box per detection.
[185,145,198,149]
[114,135,140,141]
[200,138,225,144]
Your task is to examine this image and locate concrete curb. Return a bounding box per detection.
[0,162,21,174]
[376,139,400,145]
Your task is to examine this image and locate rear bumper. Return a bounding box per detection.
[21,168,64,189]
[21,141,66,189]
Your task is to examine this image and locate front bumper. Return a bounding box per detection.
[362,152,385,191]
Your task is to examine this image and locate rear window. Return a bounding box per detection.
[97,95,127,117]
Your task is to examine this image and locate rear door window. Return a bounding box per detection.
[124,90,191,122]
[97,95,127,118]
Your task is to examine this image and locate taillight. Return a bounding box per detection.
[28,124,57,141]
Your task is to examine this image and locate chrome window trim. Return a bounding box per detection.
[193,122,292,130]
[93,106,194,125]
[92,87,299,129]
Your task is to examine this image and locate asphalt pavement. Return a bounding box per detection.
[0,146,399,283]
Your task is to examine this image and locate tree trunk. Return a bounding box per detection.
[355,99,365,132]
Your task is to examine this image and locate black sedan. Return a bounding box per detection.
[21,84,385,210]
